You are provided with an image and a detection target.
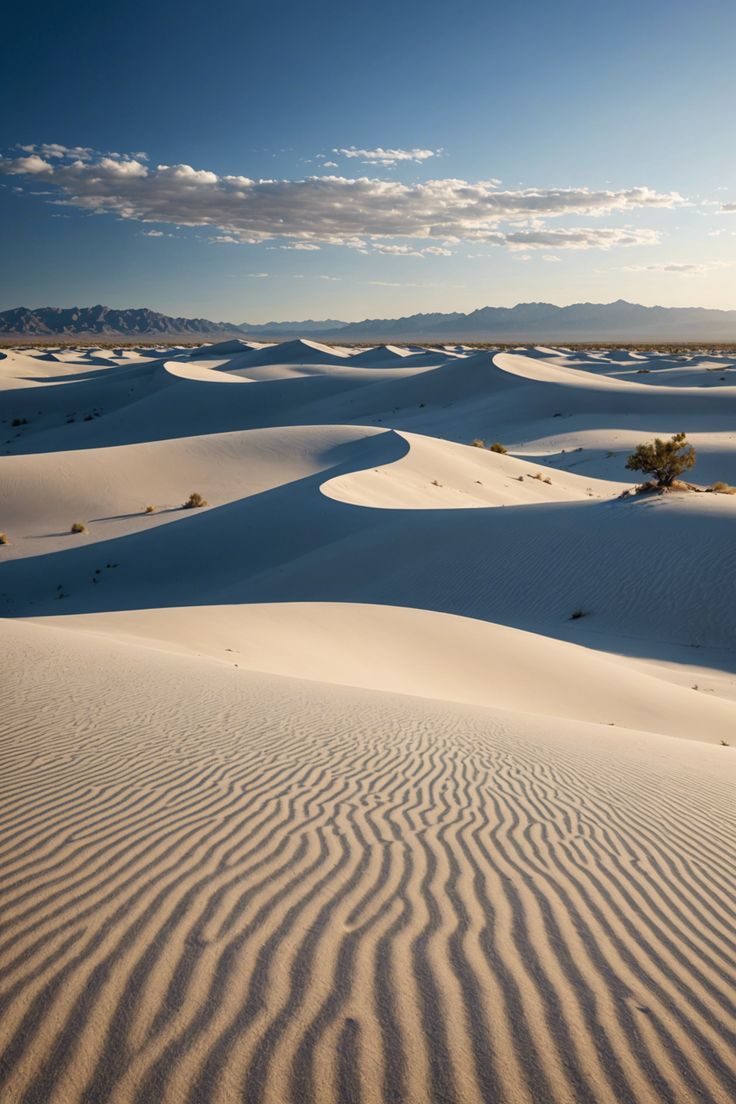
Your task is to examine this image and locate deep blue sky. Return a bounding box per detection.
[2,0,735,321]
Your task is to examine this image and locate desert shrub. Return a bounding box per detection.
[708,482,736,494]
[470,438,486,448]
[70,522,87,534]
[0,532,8,544]
[11,417,27,427]
[144,504,155,513]
[625,432,695,488]
[183,492,208,509]
[431,479,442,487]
[490,442,507,454]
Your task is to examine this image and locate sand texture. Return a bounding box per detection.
[1,340,735,1103]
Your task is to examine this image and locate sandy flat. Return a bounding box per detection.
[1,340,735,1103]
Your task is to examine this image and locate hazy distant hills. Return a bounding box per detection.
[3,300,736,342]
[0,306,240,339]
[329,301,736,342]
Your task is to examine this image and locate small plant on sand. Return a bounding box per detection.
[70,522,87,534]
[708,482,736,495]
[144,504,155,513]
[183,492,208,509]
[470,438,486,448]
[625,432,695,488]
[489,442,508,454]
[431,479,442,487]
[721,739,730,747]
[0,532,9,545]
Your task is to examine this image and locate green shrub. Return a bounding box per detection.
[625,432,695,487]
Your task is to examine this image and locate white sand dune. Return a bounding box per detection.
[1,340,735,1104]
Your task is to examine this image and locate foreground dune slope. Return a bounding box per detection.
[1,619,734,1104]
[2,342,736,1104]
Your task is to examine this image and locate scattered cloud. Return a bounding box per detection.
[319,275,341,281]
[280,242,321,250]
[246,272,270,278]
[19,143,94,160]
[336,146,438,166]
[322,161,338,169]
[373,243,454,257]
[143,229,164,237]
[621,260,736,275]
[721,202,736,213]
[0,145,684,256]
[502,227,661,250]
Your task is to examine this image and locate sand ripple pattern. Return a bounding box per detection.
[1,633,735,1104]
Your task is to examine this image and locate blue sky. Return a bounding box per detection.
[2,0,735,321]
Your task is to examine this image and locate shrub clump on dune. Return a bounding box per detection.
[70,522,87,534]
[470,438,486,448]
[625,432,695,490]
[183,492,208,509]
[0,532,9,545]
[707,482,736,495]
[144,504,155,513]
[489,442,508,454]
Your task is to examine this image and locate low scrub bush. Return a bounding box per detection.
[0,532,9,545]
[70,522,87,534]
[625,432,695,488]
[490,442,507,454]
[470,438,485,448]
[708,482,736,495]
[183,492,208,509]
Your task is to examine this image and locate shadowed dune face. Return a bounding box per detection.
[1,341,736,1104]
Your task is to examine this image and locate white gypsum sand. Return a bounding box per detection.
[1,339,735,1104]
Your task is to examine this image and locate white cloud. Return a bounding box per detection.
[280,242,321,250]
[621,260,736,275]
[0,145,683,255]
[373,243,453,257]
[721,202,736,213]
[322,161,338,169]
[502,227,661,250]
[246,271,270,277]
[6,155,51,174]
[19,143,93,160]
[143,229,164,237]
[336,146,438,166]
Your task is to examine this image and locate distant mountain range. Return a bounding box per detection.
[2,301,736,343]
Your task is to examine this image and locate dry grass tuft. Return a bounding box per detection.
[70,522,87,534]
[183,492,208,509]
